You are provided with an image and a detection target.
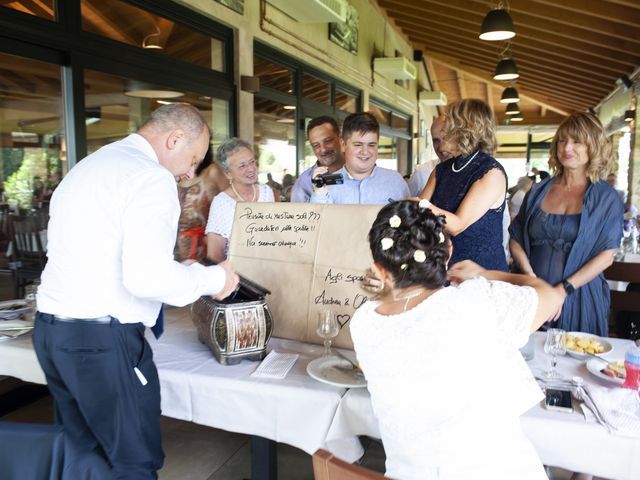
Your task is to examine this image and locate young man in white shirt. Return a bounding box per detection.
[34,104,239,479]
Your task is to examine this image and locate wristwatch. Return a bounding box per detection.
[562,279,575,295]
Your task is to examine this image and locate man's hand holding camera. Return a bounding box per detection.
[311,165,330,195]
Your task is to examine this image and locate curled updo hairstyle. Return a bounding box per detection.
[369,201,449,290]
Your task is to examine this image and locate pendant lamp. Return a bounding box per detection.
[493,58,519,81]
[479,9,516,41]
[500,86,519,103]
[510,114,524,122]
[505,103,520,115]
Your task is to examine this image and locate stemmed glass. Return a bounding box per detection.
[316,310,339,356]
[544,328,567,379]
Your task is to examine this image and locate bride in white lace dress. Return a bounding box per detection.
[351,200,564,480]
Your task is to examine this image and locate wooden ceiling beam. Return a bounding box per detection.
[409,35,612,95]
[379,0,640,56]
[527,0,640,27]
[486,0,640,42]
[81,2,138,45]
[394,13,632,78]
[407,30,614,93]
[421,45,602,107]
[456,71,467,99]
[408,37,617,90]
[422,50,569,116]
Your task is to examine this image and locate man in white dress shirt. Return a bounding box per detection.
[34,104,239,479]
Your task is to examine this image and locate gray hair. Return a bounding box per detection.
[216,138,253,171]
[139,103,208,140]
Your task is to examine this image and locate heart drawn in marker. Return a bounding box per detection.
[336,314,351,329]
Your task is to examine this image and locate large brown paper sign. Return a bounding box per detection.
[228,203,382,349]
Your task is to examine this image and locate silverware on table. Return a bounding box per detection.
[333,349,361,371]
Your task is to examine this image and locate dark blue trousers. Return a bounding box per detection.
[33,312,164,480]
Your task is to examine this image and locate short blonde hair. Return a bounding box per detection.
[549,112,612,182]
[442,99,497,156]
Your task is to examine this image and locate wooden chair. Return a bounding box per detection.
[604,261,640,339]
[312,449,388,480]
[9,215,47,298]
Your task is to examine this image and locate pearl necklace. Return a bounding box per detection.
[392,288,427,312]
[231,182,257,202]
[451,150,479,173]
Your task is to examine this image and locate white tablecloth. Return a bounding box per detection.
[324,333,640,480]
[2,311,639,479]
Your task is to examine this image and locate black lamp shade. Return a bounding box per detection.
[500,87,520,103]
[624,110,635,122]
[479,9,516,41]
[494,58,519,81]
[511,114,524,122]
[506,103,521,115]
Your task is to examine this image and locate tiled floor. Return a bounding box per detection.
[0,273,604,479]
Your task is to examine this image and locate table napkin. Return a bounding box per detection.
[581,384,640,438]
[251,351,299,379]
[0,319,34,330]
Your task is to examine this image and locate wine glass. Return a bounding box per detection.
[316,310,339,356]
[544,328,566,379]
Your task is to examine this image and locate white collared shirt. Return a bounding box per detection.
[37,134,226,326]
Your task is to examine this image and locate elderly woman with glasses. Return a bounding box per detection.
[205,138,275,262]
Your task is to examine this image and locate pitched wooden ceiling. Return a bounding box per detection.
[376,0,640,126]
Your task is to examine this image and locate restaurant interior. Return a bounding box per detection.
[0,1,639,479]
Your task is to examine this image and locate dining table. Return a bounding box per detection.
[1,306,639,480]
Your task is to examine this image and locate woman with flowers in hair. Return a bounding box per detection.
[509,112,623,336]
[351,200,563,480]
[418,98,508,271]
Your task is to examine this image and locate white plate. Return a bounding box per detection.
[0,327,33,341]
[585,358,625,386]
[565,332,613,361]
[306,356,367,388]
[0,299,31,320]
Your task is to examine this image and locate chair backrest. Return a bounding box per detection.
[312,449,388,480]
[604,262,640,312]
[11,215,47,262]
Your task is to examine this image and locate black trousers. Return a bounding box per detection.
[33,312,164,480]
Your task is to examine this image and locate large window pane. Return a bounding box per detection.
[302,73,329,105]
[254,98,296,185]
[254,56,293,94]
[84,69,228,153]
[336,90,357,113]
[0,53,63,212]
[81,0,225,72]
[368,103,390,127]
[1,0,55,20]
[377,136,398,172]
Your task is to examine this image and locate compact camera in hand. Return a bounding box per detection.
[312,172,344,188]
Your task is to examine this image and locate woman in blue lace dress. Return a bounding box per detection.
[419,99,508,271]
[509,112,623,336]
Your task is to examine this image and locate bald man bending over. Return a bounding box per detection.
[34,104,239,479]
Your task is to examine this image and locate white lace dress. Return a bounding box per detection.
[350,277,547,480]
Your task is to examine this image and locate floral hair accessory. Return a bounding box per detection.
[389,215,401,228]
[381,237,394,250]
[413,250,426,262]
[400,263,408,270]
[418,199,431,209]
[439,232,445,243]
